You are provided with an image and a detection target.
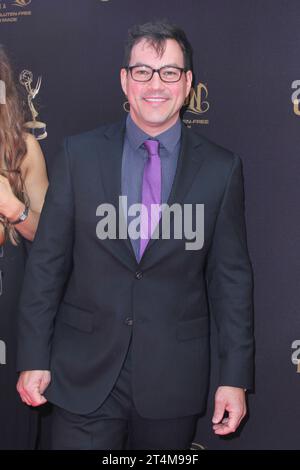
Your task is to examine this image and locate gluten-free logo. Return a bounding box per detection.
[183,81,210,127]
[0,0,32,23]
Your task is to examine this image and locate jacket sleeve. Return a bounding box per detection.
[17,138,74,371]
[205,154,254,390]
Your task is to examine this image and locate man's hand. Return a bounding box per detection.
[212,386,246,435]
[17,370,51,407]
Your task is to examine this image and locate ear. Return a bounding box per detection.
[185,70,193,98]
[120,68,128,96]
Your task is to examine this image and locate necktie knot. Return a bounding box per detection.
[144,139,160,157]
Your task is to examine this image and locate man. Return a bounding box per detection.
[17,21,254,450]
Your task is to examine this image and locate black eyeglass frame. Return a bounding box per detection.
[126,65,187,83]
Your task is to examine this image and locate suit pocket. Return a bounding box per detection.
[57,302,94,333]
[176,316,209,341]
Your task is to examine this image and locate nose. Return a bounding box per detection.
[148,70,164,89]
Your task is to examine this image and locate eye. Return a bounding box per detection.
[164,70,177,76]
[135,68,151,76]
[161,68,180,79]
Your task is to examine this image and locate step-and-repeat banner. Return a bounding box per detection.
[1,0,299,449]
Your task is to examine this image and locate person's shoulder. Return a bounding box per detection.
[23,131,42,154]
[64,120,125,149]
[21,132,45,174]
[184,124,237,166]
[184,126,243,183]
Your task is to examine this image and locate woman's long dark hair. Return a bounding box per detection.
[0,45,29,244]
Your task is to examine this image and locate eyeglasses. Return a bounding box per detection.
[127,65,186,83]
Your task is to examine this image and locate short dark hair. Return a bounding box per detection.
[123,20,193,72]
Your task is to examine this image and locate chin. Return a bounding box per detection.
[141,113,171,125]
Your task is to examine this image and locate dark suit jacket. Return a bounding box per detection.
[17,120,254,420]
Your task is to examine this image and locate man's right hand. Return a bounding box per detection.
[17,370,51,407]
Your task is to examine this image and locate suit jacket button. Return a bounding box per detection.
[135,271,143,280]
[125,317,133,326]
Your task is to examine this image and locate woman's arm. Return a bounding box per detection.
[0,224,4,245]
[0,133,49,242]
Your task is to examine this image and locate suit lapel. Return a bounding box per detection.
[97,120,124,213]
[97,120,137,268]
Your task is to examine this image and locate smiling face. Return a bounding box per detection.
[120,38,193,136]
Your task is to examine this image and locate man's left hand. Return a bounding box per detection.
[212,386,246,435]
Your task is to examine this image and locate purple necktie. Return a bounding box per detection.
[139,139,161,259]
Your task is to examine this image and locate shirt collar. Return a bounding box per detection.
[126,114,181,154]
